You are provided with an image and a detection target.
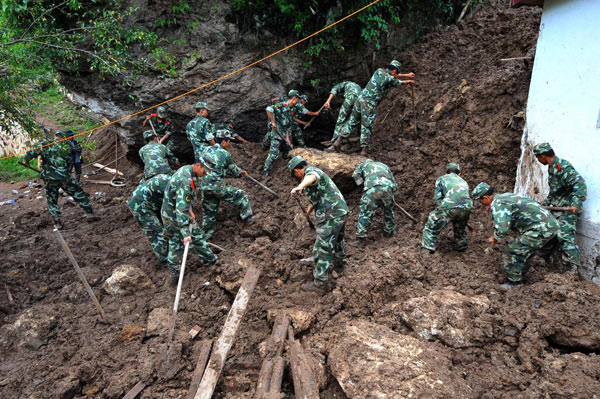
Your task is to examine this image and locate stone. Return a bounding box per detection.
[146,308,171,337]
[328,320,472,398]
[54,375,80,399]
[102,264,154,295]
[4,306,58,350]
[397,289,492,348]
[120,324,145,341]
[267,308,315,332]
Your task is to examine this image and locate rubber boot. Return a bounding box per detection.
[301,279,326,293]
[498,280,520,291]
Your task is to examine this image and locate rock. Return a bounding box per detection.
[120,324,145,341]
[146,308,171,337]
[215,258,252,294]
[397,289,492,348]
[4,306,58,350]
[329,320,472,398]
[289,148,366,192]
[102,264,154,295]
[54,375,80,399]
[267,308,315,332]
[80,266,103,286]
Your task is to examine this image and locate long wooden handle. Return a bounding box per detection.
[293,195,315,229]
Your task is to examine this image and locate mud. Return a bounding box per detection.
[2,1,600,398]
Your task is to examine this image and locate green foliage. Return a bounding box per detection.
[0,157,39,182]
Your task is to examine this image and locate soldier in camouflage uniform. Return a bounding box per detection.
[143,106,175,151]
[23,131,100,229]
[200,129,253,240]
[339,60,414,155]
[472,182,559,290]
[322,81,362,149]
[161,161,217,284]
[127,174,170,267]
[65,130,83,182]
[288,156,349,293]
[139,130,179,179]
[214,120,249,144]
[421,163,473,253]
[290,94,320,147]
[263,92,300,176]
[533,143,587,275]
[352,159,398,243]
[186,101,216,160]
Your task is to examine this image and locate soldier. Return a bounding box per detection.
[263,92,300,176]
[214,120,250,144]
[23,131,100,229]
[139,130,179,180]
[143,106,174,150]
[127,174,170,268]
[352,159,398,244]
[472,182,559,290]
[288,156,349,292]
[421,163,473,254]
[161,160,217,285]
[322,81,362,149]
[186,101,216,160]
[533,143,587,274]
[339,60,414,155]
[290,93,320,147]
[64,130,83,182]
[200,129,254,240]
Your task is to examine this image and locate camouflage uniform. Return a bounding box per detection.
[263,101,294,175]
[329,81,362,141]
[139,140,179,179]
[353,160,397,238]
[147,114,174,151]
[161,166,216,276]
[296,163,349,282]
[213,123,239,141]
[23,139,95,222]
[422,173,473,251]
[127,174,170,264]
[290,102,308,147]
[200,144,252,240]
[489,192,559,283]
[65,133,83,182]
[340,68,404,149]
[186,115,215,160]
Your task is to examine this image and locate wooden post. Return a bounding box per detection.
[187,340,213,399]
[288,326,305,399]
[256,314,289,399]
[288,326,319,399]
[267,356,286,399]
[194,266,260,399]
[255,358,273,398]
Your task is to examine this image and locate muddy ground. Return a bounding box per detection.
[2,1,600,398]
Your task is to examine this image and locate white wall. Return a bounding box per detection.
[515,0,600,282]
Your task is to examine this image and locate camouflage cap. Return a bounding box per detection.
[195,101,210,111]
[446,162,460,173]
[288,89,300,98]
[287,155,306,171]
[227,119,235,126]
[300,94,309,103]
[389,59,401,70]
[472,182,492,200]
[156,106,167,118]
[143,130,156,140]
[533,142,553,155]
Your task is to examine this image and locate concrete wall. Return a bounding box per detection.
[514,0,600,283]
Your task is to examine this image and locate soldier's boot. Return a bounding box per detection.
[498,280,520,291]
[301,279,326,293]
[159,260,169,270]
[565,263,578,275]
[52,217,63,230]
[243,213,259,225]
[168,271,179,287]
[421,247,434,256]
[383,231,394,238]
[86,212,100,222]
[325,137,342,153]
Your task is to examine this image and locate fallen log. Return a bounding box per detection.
[187,339,213,399]
[266,356,285,399]
[255,314,290,399]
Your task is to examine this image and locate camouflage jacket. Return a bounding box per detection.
[353,159,397,192]
[213,123,239,140]
[147,115,173,139]
[490,193,558,240]
[128,174,170,214]
[360,68,403,104]
[186,115,215,148]
[544,157,587,210]
[291,103,309,120]
[161,165,201,237]
[24,139,70,181]
[139,141,178,179]
[266,101,294,137]
[304,165,349,223]
[330,81,362,100]
[201,144,242,189]
[434,173,473,210]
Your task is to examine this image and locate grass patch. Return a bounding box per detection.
[0,158,40,182]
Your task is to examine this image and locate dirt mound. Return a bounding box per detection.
[2,1,600,398]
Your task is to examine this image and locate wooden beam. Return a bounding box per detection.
[123,381,146,399]
[187,340,213,399]
[194,266,260,399]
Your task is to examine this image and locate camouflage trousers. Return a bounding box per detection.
[192,143,211,161]
[162,220,216,276]
[44,178,93,220]
[421,207,471,252]
[127,205,167,263]
[554,211,580,266]
[331,96,358,141]
[339,97,377,149]
[313,215,347,282]
[356,186,395,238]
[291,124,306,147]
[503,228,558,282]
[263,136,290,175]
[261,130,272,151]
[201,184,252,240]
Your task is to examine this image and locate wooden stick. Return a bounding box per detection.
[255,358,274,399]
[411,85,418,135]
[267,314,290,357]
[288,328,304,399]
[500,56,532,62]
[543,206,573,212]
[207,242,225,252]
[187,339,213,399]
[4,284,13,303]
[288,326,319,399]
[246,175,280,198]
[267,356,286,399]
[293,195,315,229]
[457,0,473,22]
[84,179,113,185]
[92,162,124,176]
[123,381,146,399]
[194,266,261,399]
[394,201,418,223]
[18,161,41,174]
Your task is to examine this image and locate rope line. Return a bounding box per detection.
[1,0,383,161]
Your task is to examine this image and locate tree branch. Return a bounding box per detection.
[20,0,70,40]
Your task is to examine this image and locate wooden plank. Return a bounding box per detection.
[189,325,201,340]
[123,381,146,399]
[194,265,261,399]
[187,339,213,399]
[92,162,124,176]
